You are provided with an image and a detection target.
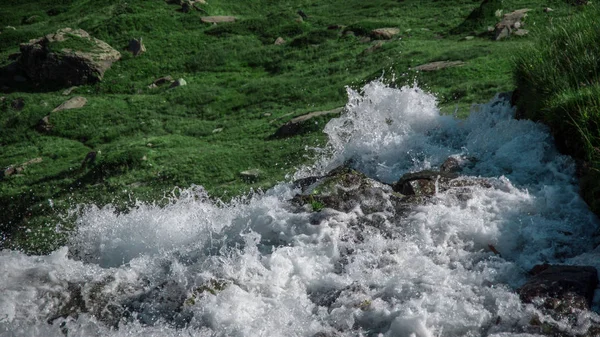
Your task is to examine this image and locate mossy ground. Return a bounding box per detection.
[0,0,582,253]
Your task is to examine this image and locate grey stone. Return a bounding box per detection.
[52,96,87,112]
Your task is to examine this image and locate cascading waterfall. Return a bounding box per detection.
[1,81,600,337]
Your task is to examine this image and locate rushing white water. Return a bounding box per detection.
[2,82,600,337]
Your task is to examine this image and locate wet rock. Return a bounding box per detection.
[185,279,230,306]
[414,61,464,72]
[292,166,393,214]
[11,97,25,110]
[18,28,121,86]
[47,283,87,323]
[201,16,236,24]
[271,107,343,138]
[519,264,598,312]
[52,96,87,112]
[127,38,146,56]
[440,157,461,173]
[392,170,459,196]
[371,28,400,39]
[124,280,189,326]
[494,9,530,40]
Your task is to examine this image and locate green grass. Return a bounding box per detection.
[513,4,600,213]
[0,0,580,253]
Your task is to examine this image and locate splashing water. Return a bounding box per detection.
[2,82,600,337]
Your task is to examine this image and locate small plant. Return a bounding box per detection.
[309,195,325,212]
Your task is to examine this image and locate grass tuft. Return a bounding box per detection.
[514,4,600,212]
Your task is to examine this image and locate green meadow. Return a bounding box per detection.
[0,0,593,253]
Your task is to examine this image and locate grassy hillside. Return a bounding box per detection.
[513,3,600,214]
[0,0,580,253]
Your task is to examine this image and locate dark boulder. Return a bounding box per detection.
[519,264,598,312]
[292,165,392,214]
[392,170,459,196]
[17,28,121,86]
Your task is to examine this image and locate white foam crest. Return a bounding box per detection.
[1,81,600,336]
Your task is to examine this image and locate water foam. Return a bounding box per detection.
[1,82,599,337]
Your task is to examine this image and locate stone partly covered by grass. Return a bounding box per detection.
[0,0,584,253]
[513,4,600,213]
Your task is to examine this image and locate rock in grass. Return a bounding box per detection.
[512,29,529,37]
[52,96,87,112]
[11,98,25,110]
[23,15,40,25]
[37,115,52,132]
[413,61,464,72]
[272,107,343,138]
[371,28,400,39]
[274,37,285,45]
[494,9,530,40]
[240,169,261,182]
[201,16,236,24]
[362,41,384,54]
[18,28,121,86]
[62,86,77,95]
[169,78,187,88]
[3,166,16,178]
[127,38,146,56]
[148,75,174,88]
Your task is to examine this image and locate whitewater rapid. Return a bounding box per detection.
[2,82,600,337]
